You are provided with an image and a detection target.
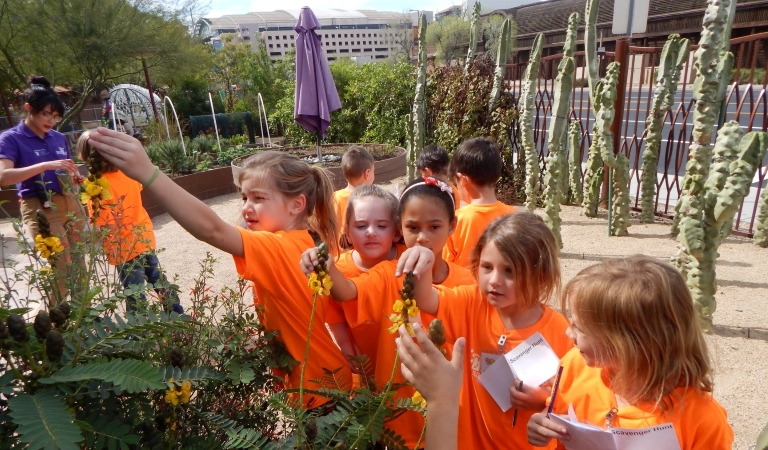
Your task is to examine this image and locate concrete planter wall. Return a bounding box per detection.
[231,144,406,190]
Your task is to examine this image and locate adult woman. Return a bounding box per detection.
[0,75,86,304]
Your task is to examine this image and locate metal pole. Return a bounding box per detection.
[208,92,222,154]
[142,57,160,121]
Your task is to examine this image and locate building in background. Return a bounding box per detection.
[462,0,543,15]
[196,9,434,63]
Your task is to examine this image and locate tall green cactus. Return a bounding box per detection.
[488,18,512,112]
[520,33,543,211]
[754,185,768,247]
[580,0,603,216]
[640,35,690,223]
[465,2,481,75]
[584,0,600,115]
[672,0,736,235]
[407,14,428,181]
[543,13,579,246]
[676,121,767,325]
[567,121,583,204]
[405,113,416,180]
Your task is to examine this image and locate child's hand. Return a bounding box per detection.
[87,127,156,184]
[527,412,570,447]
[396,322,465,405]
[509,381,550,411]
[300,247,333,277]
[395,246,435,279]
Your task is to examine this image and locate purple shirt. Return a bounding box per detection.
[0,121,71,198]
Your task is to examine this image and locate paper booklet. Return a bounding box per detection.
[476,331,561,412]
[549,405,681,450]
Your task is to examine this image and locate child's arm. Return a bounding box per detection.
[527,413,570,447]
[300,247,358,301]
[88,128,244,257]
[396,323,464,450]
[395,247,438,315]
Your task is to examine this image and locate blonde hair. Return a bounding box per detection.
[471,212,561,308]
[238,151,339,255]
[340,184,399,250]
[76,131,116,173]
[563,255,713,410]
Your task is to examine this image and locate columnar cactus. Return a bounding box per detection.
[488,18,512,112]
[407,14,428,181]
[580,0,603,216]
[754,186,768,247]
[406,113,416,180]
[584,0,599,112]
[640,35,690,222]
[567,121,583,204]
[543,13,579,245]
[676,121,767,325]
[465,2,481,75]
[672,0,736,235]
[520,33,544,211]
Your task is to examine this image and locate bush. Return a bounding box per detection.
[146,140,196,176]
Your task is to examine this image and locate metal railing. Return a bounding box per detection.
[505,32,768,237]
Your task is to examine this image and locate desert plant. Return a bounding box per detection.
[754,185,768,247]
[146,140,196,176]
[408,13,428,181]
[542,12,579,247]
[584,0,600,112]
[519,33,544,211]
[567,121,583,204]
[640,34,690,222]
[465,2,481,75]
[488,17,512,112]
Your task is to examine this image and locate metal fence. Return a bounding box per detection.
[505,32,768,237]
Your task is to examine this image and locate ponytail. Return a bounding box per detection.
[309,166,340,256]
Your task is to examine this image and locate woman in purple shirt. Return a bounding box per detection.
[0,75,86,304]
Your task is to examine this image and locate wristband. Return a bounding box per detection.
[142,165,160,189]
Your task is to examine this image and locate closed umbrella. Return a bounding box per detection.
[294,6,341,161]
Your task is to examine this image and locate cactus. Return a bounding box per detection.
[407,14,428,182]
[465,2,481,75]
[754,184,768,247]
[567,121,583,204]
[488,18,512,112]
[676,122,767,325]
[584,0,600,115]
[640,35,690,223]
[543,13,579,246]
[580,0,604,216]
[520,34,544,211]
[406,113,416,180]
[672,0,736,235]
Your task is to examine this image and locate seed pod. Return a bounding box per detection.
[7,314,28,343]
[0,321,8,340]
[304,418,317,442]
[169,347,183,369]
[35,210,51,237]
[428,319,446,347]
[58,302,72,319]
[50,308,67,328]
[33,311,52,340]
[46,330,64,362]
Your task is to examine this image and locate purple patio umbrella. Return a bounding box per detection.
[294,6,341,160]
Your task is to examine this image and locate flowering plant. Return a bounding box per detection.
[34,234,64,260]
[388,272,419,335]
[79,175,112,205]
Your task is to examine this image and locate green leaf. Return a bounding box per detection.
[757,422,768,450]
[161,366,226,386]
[224,428,273,449]
[82,415,140,450]
[8,390,83,450]
[226,361,255,385]
[40,359,166,393]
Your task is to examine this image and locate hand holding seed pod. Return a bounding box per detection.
[388,273,418,335]
[307,242,332,296]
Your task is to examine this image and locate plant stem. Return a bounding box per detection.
[298,290,320,447]
[348,353,400,450]
[414,417,427,450]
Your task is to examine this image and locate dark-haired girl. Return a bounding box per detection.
[0,76,86,303]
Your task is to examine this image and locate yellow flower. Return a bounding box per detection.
[321,273,333,295]
[180,380,192,403]
[165,379,193,406]
[165,389,179,406]
[407,306,419,318]
[412,391,427,408]
[393,300,404,312]
[80,177,112,204]
[35,235,44,245]
[34,234,62,260]
[43,236,64,253]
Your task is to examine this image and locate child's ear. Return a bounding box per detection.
[420,168,433,178]
[289,194,307,216]
[447,216,457,236]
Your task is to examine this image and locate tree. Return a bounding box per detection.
[209,34,253,113]
[388,13,414,61]
[426,15,471,65]
[482,14,517,58]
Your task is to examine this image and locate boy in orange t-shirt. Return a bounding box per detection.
[77,132,182,313]
[443,137,516,267]
[416,144,460,210]
[333,145,375,226]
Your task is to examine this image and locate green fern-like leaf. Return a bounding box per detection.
[161,366,227,386]
[81,415,140,450]
[40,359,166,393]
[8,390,83,450]
[224,428,274,449]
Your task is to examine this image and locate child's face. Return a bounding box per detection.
[565,309,604,368]
[345,197,399,261]
[477,242,520,312]
[400,195,455,258]
[240,176,299,232]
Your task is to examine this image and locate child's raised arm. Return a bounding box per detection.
[395,247,438,315]
[300,247,357,301]
[88,128,244,257]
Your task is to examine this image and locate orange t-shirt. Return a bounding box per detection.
[333,188,352,226]
[437,285,573,450]
[551,348,733,450]
[443,201,517,267]
[233,228,351,408]
[350,260,474,448]
[90,170,155,265]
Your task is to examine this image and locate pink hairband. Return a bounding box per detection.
[400,177,456,207]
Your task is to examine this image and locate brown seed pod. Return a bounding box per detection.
[33,311,52,340]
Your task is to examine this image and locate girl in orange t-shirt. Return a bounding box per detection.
[326,184,402,377]
[301,176,473,448]
[528,256,733,450]
[394,211,572,450]
[87,128,351,408]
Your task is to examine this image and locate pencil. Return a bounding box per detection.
[546,365,565,418]
[512,379,524,427]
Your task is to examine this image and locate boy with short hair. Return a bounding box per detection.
[416,143,460,210]
[443,137,516,267]
[334,145,375,224]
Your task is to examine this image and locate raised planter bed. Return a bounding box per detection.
[142,166,238,218]
[231,143,406,190]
